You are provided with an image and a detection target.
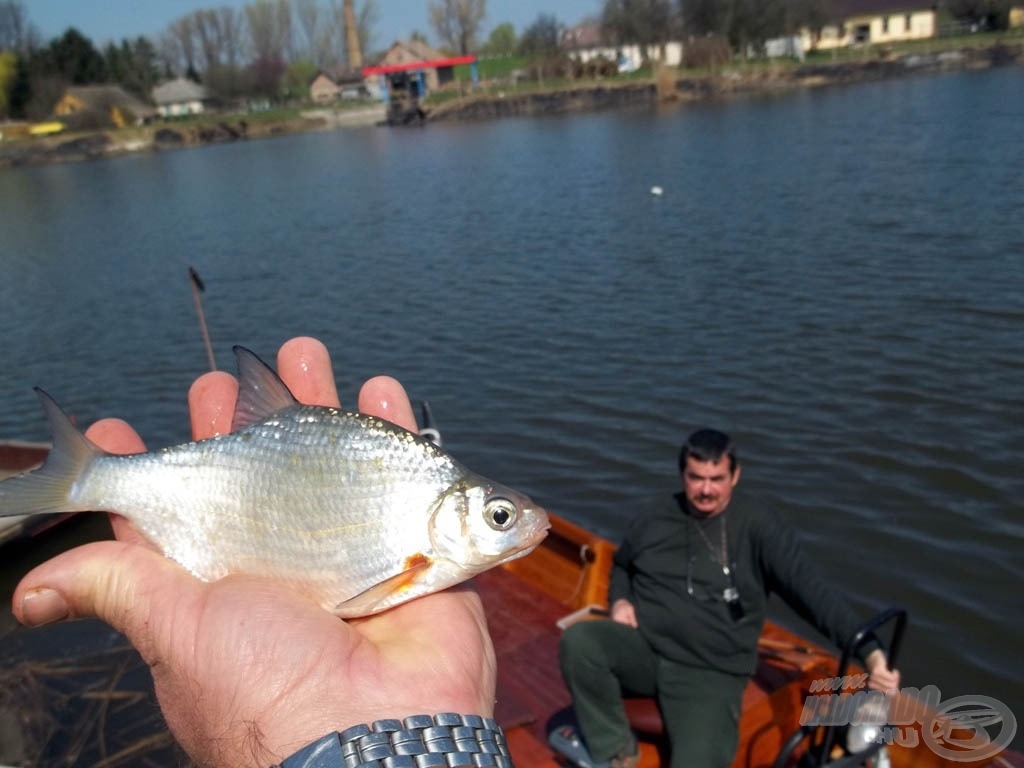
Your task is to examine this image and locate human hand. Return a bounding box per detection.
[610,598,638,628]
[12,337,497,768]
[865,649,901,692]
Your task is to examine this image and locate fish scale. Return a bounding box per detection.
[0,347,550,616]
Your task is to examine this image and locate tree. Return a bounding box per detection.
[517,13,561,57]
[161,16,199,78]
[295,0,322,61]
[0,49,16,115]
[282,57,317,99]
[602,0,675,47]
[104,36,159,99]
[787,0,834,38]
[1,0,39,53]
[355,0,378,62]
[681,0,788,54]
[45,27,105,84]
[945,0,1012,29]
[729,0,788,55]
[246,0,294,65]
[481,21,516,56]
[428,0,486,54]
[681,0,725,36]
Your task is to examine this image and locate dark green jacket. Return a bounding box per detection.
[609,490,877,676]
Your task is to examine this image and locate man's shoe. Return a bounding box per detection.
[610,751,640,768]
[549,725,600,767]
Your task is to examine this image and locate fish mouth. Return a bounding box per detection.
[494,513,550,566]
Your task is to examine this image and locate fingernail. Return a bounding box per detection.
[20,587,70,627]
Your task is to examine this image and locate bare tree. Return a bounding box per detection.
[295,0,353,69]
[162,15,199,77]
[356,0,378,57]
[216,5,246,69]
[1,0,39,53]
[428,0,486,54]
[295,0,322,61]
[193,9,222,71]
[245,0,293,63]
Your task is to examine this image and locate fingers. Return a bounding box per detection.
[188,339,415,434]
[277,337,340,407]
[85,418,146,455]
[359,376,417,432]
[188,371,239,439]
[84,418,150,545]
[13,540,199,663]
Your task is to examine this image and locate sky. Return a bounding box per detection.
[25,1,603,51]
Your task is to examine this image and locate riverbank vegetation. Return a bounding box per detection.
[3,0,1023,121]
[1,0,1022,165]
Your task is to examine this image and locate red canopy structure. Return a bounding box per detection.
[361,54,476,76]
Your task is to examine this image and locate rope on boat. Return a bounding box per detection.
[562,544,593,606]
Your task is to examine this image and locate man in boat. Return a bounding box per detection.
[558,428,901,768]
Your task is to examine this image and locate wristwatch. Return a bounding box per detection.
[275,713,513,768]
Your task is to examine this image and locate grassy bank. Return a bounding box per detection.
[1,29,1020,168]
[429,28,1024,106]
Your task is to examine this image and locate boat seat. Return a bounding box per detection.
[624,696,666,737]
[623,665,781,740]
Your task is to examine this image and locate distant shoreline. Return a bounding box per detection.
[428,41,1024,122]
[2,41,1021,170]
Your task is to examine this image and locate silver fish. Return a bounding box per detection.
[0,347,550,616]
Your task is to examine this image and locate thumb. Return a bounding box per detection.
[13,540,200,663]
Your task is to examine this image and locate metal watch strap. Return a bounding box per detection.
[274,713,514,768]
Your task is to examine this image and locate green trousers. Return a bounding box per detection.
[559,619,748,768]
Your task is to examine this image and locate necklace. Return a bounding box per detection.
[692,514,740,604]
[693,514,729,576]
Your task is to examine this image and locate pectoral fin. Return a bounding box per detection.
[333,554,433,616]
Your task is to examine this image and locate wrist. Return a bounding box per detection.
[273,713,512,768]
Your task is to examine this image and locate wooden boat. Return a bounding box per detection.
[1,440,1020,768]
[477,513,1023,768]
[0,440,53,546]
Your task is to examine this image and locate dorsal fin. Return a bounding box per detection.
[231,346,299,432]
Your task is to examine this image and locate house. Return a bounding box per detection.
[309,69,369,103]
[361,40,479,123]
[363,40,475,95]
[802,0,937,52]
[52,85,156,129]
[562,21,683,70]
[152,78,212,118]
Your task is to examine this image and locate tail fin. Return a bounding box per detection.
[0,389,102,518]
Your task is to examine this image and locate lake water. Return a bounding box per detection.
[1,66,1022,749]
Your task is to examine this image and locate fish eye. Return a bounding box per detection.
[485,498,517,531]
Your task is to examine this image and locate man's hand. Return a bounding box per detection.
[12,337,497,768]
[865,649,901,692]
[610,598,638,628]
